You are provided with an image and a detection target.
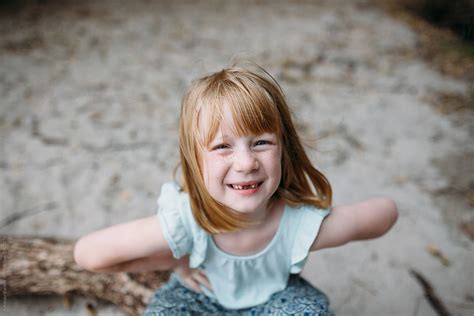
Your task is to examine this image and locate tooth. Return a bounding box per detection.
[232,183,260,190]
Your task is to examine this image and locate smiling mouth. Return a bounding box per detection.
[227,182,263,190]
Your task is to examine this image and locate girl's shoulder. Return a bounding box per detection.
[157,181,188,204]
[285,203,331,274]
[157,181,198,225]
[157,182,208,267]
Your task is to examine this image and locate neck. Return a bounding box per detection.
[227,198,282,234]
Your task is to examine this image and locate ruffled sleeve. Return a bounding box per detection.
[290,205,331,273]
[156,182,192,259]
[188,227,207,268]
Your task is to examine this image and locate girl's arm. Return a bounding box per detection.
[311,198,398,251]
[90,251,179,273]
[73,215,174,273]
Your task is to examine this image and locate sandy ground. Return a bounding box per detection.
[1,0,473,315]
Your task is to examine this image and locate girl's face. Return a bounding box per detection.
[200,109,282,220]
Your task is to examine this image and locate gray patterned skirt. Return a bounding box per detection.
[143,273,334,315]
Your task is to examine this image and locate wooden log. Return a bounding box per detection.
[0,235,170,316]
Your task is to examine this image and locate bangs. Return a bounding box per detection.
[198,75,282,147]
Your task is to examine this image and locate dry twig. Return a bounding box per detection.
[410,269,451,316]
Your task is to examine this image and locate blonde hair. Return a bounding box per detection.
[178,63,332,234]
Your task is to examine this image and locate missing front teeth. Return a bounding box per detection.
[231,183,260,190]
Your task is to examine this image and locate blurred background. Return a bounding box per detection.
[1,0,473,315]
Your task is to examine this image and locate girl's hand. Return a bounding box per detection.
[173,255,212,293]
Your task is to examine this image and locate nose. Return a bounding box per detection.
[233,149,259,173]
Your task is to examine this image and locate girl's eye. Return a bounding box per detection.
[212,144,230,151]
[255,140,270,146]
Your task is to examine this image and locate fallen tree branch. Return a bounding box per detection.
[410,269,451,316]
[0,235,170,316]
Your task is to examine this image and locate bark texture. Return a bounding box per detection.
[0,235,170,316]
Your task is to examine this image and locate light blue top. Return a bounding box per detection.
[156,182,331,309]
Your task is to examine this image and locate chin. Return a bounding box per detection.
[227,200,267,214]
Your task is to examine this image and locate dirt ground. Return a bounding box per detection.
[1,0,473,315]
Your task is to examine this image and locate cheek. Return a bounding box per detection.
[268,151,282,174]
[202,154,228,185]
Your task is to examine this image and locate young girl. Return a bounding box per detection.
[74,64,398,315]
